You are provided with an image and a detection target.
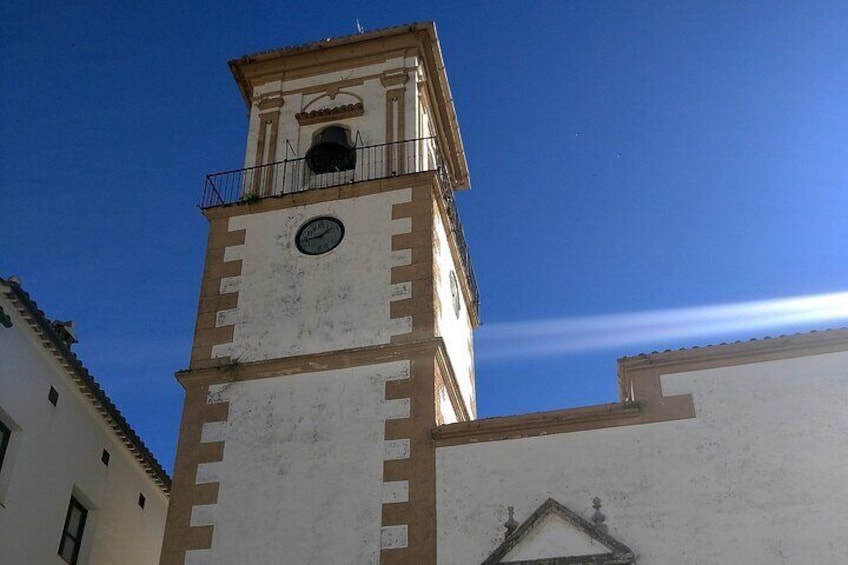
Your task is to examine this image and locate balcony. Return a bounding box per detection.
[201,137,479,314]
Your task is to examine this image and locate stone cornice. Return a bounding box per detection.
[295,102,364,125]
[432,402,643,447]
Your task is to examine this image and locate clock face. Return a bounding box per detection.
[295,216,345,255]
[449,270,461,318]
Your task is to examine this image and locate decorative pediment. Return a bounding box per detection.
[297,90,364,125]
[482,498,634,565]
[295,102,364,126]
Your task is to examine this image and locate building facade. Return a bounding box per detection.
[0,278,170,565]
[160,22,848,565]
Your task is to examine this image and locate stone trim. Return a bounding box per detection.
[252,110,280,195]
[385,87,406,176]
[381,360,413,554]
[190,219,245,370]
[433,403,646,447]
[257,94,283,112]
[295,102,364,125]
[482,498,635,565]
[381,347,439,565]
[389,182,435,345]
[277,73,372,98]
[203,171,439,221]
[178,339,442,386]
[381,69,410,87]
[159,385,229,565]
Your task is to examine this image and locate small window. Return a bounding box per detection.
[58,496,88,564]
[138,493,146,509]
[100,449,110,467]
[48,386,59,406]
[0,420,10,473]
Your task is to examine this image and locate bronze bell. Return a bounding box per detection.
[306,126,356,174]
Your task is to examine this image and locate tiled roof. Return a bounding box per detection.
[229,22,424,65]
[1,277,171,493]
[620,327,848,365]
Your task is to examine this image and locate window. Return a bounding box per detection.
[0,420,9,473]
[58,496,88,564]
[48,386,59,406]
[100,449,110,466]
[138,493,146,509]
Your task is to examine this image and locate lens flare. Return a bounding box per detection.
[478,291,848,361]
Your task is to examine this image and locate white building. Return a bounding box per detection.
[158,21,848,565]
[0,277,170,565]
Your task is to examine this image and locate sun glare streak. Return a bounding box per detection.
[478,292,848,361]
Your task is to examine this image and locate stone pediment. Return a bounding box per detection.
[482,499,634,565]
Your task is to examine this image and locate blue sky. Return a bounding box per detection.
[2,1,847,473]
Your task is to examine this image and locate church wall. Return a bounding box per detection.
[210,187,414,363]
[182,361,409,565]
[435,351,848,564]
[433,210,475,420]
[0,294,168,565]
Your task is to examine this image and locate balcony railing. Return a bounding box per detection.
[201,137,479,313]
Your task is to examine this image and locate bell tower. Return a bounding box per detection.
[161,23,478,565]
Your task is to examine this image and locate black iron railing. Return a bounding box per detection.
[201,138,479,312]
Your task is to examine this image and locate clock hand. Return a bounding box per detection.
[304,227,332,241]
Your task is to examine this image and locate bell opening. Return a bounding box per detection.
[306,126,356,174]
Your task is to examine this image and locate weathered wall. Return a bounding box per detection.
[0,296,168,565]
[433,210,475,419]
[183,361,410,565]
[436,351,848,564]
[211,188,413,363]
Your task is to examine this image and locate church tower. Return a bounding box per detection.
[160,23,478,565]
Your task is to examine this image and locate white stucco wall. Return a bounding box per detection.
[212,188,413,363]
[436,351,848,564]
[185,361,409,565]
[433,211,475,419]
[0,295,168,565]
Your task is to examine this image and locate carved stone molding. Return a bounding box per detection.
[256,95,284,112]
[295,102,364,125]
[381,70,410,87]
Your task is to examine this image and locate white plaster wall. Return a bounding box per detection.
[244,55,420,168]
[185,361,409,565]
[436,351,848,564]
[437,385,458,426]
[0,294,168,565]
[433,211,476,419]
[212,188,413,363]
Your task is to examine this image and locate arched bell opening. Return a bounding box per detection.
[305,125,356,174]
